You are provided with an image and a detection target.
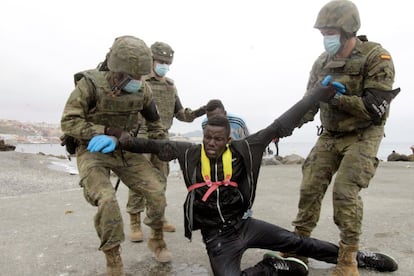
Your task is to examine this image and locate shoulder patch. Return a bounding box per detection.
[380,54,391,60]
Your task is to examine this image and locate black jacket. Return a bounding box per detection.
[123,92,324,240]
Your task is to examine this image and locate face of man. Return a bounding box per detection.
[203,125,231,159]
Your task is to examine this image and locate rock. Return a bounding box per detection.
[387,150,410,161]
[0,139,15,151]
[261,156,282,166]
[282,154,305,164]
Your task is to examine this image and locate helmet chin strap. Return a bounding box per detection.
[336,33,357,58]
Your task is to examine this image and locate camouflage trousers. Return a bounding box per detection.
[292,124,383,245]
[77,147,166,251]
[126,154,169,215]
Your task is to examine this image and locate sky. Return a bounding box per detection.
[1,0,413,145]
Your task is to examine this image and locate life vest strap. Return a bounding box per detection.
[187,179,238,202]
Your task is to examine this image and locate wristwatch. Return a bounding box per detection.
[330,94,341,106]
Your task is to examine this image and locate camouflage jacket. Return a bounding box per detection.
[301,37,396,132]
[61,69,167,143]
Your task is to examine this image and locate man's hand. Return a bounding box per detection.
[193,105,207,118]
[311,84,336,103]
[87,135,117,153]
[105,127,133,147]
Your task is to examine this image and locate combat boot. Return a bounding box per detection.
[357,250,398,272]
[103,245,125,276]
[332,241,359,276]
[147,229,172,263]
[129,213,144,242]
[263,252,308,276]
[162,220,176,232]
[280,228,310,264]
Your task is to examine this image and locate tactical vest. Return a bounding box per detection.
[75,70,145,131]
[314,40,382,132]
[144,76,176,130]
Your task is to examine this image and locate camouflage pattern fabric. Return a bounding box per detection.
[61,68,167,251]
[293,125,383,244]
[77,147,166,251]
[128,74,188,214]
[293,37,397,245]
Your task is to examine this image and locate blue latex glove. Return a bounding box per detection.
[87,135,117,153]
[321,75,346,95]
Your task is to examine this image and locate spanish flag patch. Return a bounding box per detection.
[380,54,391,60]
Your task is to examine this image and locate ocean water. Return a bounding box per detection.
[14,143,180,174]
[15,140,413,173]
[15,141,414,161]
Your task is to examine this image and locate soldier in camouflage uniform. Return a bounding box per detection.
[61,35,172,276]
[126,41,206,242]
[284,1,400,275]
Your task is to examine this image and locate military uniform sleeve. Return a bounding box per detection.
[174,94,206,122]
[337,46,397,122]
[60,78,105,140]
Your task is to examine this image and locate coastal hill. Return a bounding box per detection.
[0,119,202,144]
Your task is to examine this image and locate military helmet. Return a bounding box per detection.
[151,42,174,64]
[314,0,360,34]
[107,35,152,76]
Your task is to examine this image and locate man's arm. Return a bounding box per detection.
[174,95,206,122]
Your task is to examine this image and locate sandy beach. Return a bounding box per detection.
[0,151,413,276]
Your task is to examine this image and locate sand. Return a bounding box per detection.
[0,151,413,275]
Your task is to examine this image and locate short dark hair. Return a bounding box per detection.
[205,115,231,137]
[206,99,225,112]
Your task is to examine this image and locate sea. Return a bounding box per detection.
[14,140,413,175]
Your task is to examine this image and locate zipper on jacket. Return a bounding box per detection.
[214,161,225,223]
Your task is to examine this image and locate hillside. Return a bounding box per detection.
[0,119,62,144]
[0,119,201,144]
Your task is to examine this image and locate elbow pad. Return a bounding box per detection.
[362,88,400,122]
[141,100,161,122]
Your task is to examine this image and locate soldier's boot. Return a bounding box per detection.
[280,228,310,264]
[332,241,359,276]
[103,245,125,276]
[129,213,144,242]
[162,218,176,232]
[147,229,172,263]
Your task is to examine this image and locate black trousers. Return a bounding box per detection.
[202,217,339,276]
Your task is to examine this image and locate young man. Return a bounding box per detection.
[105,85,398,275]
[202,99,249,140]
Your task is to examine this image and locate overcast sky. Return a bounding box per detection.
[1,0,412,144]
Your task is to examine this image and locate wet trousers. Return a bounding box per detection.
[202,217,339,276]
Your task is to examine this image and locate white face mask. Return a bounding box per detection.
[123,79,142,93]
[323,34,341,56]
[154,63,169,77]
